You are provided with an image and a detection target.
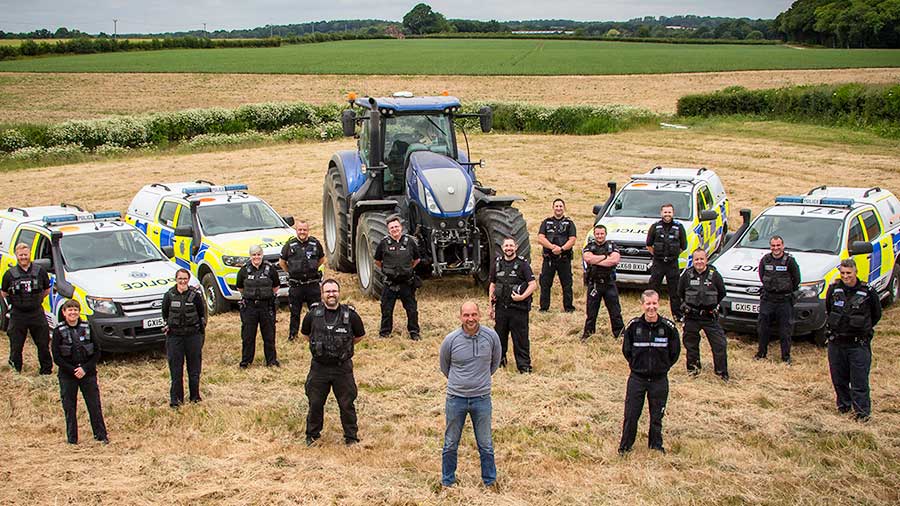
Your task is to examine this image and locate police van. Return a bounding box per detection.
[714,186,900,344]
[125,182,296,315]
[588,167,729,284]
[0,206,194,352]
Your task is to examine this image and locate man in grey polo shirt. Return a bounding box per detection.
[439,300,502,487]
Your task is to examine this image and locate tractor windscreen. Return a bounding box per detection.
[383,114,453,193]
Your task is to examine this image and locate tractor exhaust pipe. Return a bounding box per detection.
[363,97,385,201]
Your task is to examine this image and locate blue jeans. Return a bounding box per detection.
[442,394,496,486]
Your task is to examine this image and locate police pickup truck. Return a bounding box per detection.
[714,186,900,344]
[588,167,729,284]
[0,206,194,352]
[125,182,296,315]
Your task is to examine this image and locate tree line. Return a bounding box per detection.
[776,0,900,48]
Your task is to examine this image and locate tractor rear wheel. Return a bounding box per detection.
[356,211,390,298]
[474,206,530,287]
[323,163,354,272]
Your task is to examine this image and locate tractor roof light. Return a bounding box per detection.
[347,92,357,103]
[440,90,449,96]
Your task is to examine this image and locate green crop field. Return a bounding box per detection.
[1,39,899,75]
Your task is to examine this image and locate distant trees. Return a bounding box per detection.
[402,3,450,34]
[776,0,900,48]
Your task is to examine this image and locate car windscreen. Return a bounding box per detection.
[198,201,285,236]
[737,215,843,254]
[606,190,692,220]
[61,229,167,271]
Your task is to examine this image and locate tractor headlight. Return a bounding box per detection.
[223,255,249,267]
[86,296,118,315]
[423,187,441,214]
[464,191,475,212]
[797,280,825,299]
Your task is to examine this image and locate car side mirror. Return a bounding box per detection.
[341,109,357,137]
[33,258,51,272]
[699,209,718,222]
[849,241,874,256]
[479,106,493,133]
[174,225,193,237]
[282,215,295,227]
[160,245,175,259]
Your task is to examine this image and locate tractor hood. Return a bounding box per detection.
[408,151,475,217]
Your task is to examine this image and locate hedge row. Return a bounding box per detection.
[416,33,780,45]
[677,84,900,135]
[461,102,658,135]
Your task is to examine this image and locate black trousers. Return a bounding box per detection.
[380,282,419,336]
[240,299,277,365]
[683,316,729,376]
[305,360,358,442]
[539,256,574,311]
[495,306,531,371]
[584,281,625,338]
[166,332,203,405]
[59,372,107,443]
[7,310,52,374]
[619,373,669,451]
[289,282,320,338]
[827,341,872,418]
[648,260,683,319]
[757,299,793,360]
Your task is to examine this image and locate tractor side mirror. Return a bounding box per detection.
[699,209,718,222]
[341,109,357,137]
[479,106,493,133]
[849,241,874,256]
[282,215,295,227]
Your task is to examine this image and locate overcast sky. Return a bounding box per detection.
[0,1,795,34]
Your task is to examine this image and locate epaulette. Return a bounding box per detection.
[346,304,357,312]
[660,317,677,330]
[626,316,642,327]
[310,302,321,308]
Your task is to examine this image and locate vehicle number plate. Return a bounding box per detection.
[143,317,165,329]
[618,262,649,272]
[732,302,759,314]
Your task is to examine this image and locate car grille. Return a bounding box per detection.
[117,295,165,318]
[616,241,652,259]
[724,278,763,302]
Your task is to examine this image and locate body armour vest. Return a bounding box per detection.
[57,322,95,361]
[652,221,681,261]
[286,238,321,282]
[494,256,529,310]
[309,304,355,364]
[381,235,415,282]
[629,318,675,377]
[684,268,720,309]
[586,241,616,283]
[8,265,44,311]
[243,263,276,300]
[542,217,574,259]
[827,283,874,338]
[760,253,794,295]
[168,288,201,331]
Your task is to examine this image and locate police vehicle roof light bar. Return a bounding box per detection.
[774,196,856,207]
[43,211,122,225]
[630,174,696,183]
[182,183,248,195]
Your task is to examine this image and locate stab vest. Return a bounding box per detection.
[826,282,874,338]
[683,268,720,309]
[652,221,682,262]
[381,235,415,282]
[494,255,530,310]
[168,287,201,332]
[760,253,794,296]
[542,217,574,259]
[586,240,616,284]
[285,238,322,282]
[7,264,44,311]
[57,321,95,362]
[243,263,276,300]
[308,303,355,364]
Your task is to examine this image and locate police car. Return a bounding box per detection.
[714,186,900,344]
[588,167,729,284]
[0,206,194,352]
[125,181,296,315]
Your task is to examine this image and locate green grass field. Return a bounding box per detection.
[1,39,898,75]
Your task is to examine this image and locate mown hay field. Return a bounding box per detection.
[1,39,900,75]
[2,122,900,505]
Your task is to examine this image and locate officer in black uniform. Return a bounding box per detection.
[374,215,421,340]
[537,198,577,312]
[677,248,729,380]
[756,235,801,363]
[237,245,281,368]
[825,258,881,421]
[618,289,680,455]
[582,224,625,341]
[301,278,366,446]
[646,203,687,321]
[51,299,108,444]
[161,268,207,407]
[489,237,537,372]
[279,220,325,342]
[1,243,52,374]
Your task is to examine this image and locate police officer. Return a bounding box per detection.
[618,290,680,455]
[1,243,52,374]
[237,245,281,368]
[756,235,801,364]
[489,237,537,373]
[646,203,687,321]
[582,224,625,341]
[51,299,108,445]
[825,258,881,421]
[677,249,729,380]
[537,199,577,312]
[162,268,207,407]
[301,278,366,446]
[279,220,325,342]
[374,215,421,340]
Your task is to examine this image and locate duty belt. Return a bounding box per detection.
[687,307,718,319]
[289,278,320,286]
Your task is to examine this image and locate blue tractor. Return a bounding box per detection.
[323,92,530,296]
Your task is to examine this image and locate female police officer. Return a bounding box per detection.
[237,245,281,368]
[162,268,207,407]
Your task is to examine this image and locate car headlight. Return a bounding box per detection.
[464,191,475,213]
[423,187,441,214]
[797,280,825,299]
[223,255,249,267]
[86,296,118,315]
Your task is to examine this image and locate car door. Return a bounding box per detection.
[846,214,871,283]
[860,209,891,286]
[696,185,715,252]
[172,203,194,269]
